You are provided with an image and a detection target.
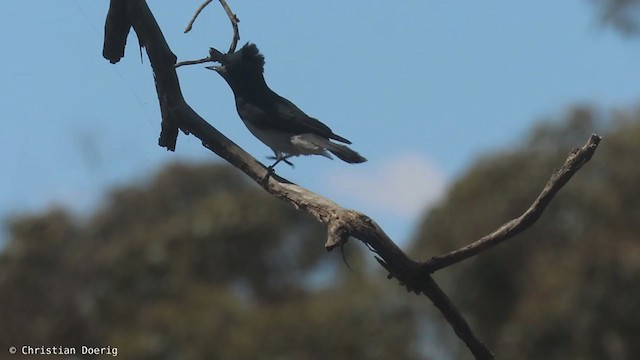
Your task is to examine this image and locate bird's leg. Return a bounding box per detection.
[262,153,291,183]
[262,155,292,181]
[267,157,293,172]
[266,154,295,170]
[267,158,282,173]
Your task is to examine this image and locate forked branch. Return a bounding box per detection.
[177,0,240,68]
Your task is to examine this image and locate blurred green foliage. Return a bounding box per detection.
[412,105,640,359]
[0,164,419,359]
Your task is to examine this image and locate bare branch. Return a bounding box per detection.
[422,134,602,273]
[102,2,600,359]
[178,0,240,68]
[102,0,131,64]
[218,0,240,53]
[175,56,213,68]
[184,0,213,33]
[183,0,240,52]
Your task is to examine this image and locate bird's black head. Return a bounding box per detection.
[207,43,265,80]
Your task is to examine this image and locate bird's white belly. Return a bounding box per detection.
[242,120,328,157]
[242,120,297,154]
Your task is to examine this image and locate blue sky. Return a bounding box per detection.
[1,1,639,246]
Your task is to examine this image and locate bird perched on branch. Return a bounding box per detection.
[206,43,366,170]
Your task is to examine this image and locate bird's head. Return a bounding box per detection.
[206,43,265,80]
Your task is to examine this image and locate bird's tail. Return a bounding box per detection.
[293,133,367,164]
[324,141,367,164]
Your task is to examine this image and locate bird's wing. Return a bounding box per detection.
[268,95,352,144]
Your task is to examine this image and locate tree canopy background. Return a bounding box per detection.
[0,164,419,359]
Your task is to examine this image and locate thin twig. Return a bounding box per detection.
[184,0,213,33]
[218,0,240,53]
[178,0,240,68]
[175,56,213,68]
[422,134,602,273]
[184,0,239,52]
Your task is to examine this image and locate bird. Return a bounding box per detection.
[206,43,366,170]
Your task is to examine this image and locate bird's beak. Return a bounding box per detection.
[205,65,223,72]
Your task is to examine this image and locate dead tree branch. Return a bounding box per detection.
[102,1,600,359]
[184,0,213,33]
[179,0,240,69]
[218,0,240,53]
[422,134,601,273]
[175,56,212,68]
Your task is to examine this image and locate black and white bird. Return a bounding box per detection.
[206,43,366,169]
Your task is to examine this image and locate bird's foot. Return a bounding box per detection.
[266,156,295,168]
[261,170,273,184]
[263,159,280,183]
